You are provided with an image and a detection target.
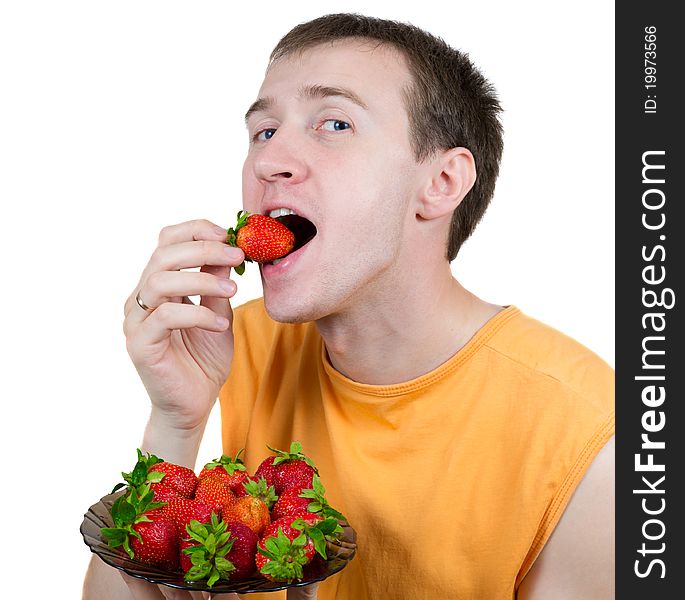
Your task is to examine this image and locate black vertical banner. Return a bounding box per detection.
[616,2,684,598]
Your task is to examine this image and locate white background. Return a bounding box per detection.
[0,1,614,595]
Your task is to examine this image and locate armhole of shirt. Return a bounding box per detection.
[515,409,615,588]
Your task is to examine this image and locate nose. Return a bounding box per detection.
[251,129,307,184]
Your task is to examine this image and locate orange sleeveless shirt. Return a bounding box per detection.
[219,299,614,600]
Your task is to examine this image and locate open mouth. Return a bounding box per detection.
[268,209,317,253]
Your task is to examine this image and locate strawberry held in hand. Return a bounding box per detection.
[226,210,294,274]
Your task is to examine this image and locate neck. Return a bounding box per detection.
[315,263,503,385]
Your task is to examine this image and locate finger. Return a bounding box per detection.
[148,241,244,275]
[133,301,231,347]
[198,264,237,320]
[139,271,236,314]
[124,239,243,320]
[159,586,197,600]
[121,572,167,599]
[287,582,320,600]
[157,219,229,248]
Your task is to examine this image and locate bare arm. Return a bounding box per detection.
[517,435,615,600]
[84,219,243,599]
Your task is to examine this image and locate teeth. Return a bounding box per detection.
[272,258,283,265]
[269,208,297,218]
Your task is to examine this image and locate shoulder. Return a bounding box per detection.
[517,435,615,599]
[484,307,614,405]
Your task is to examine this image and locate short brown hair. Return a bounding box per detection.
[270,13,504,261]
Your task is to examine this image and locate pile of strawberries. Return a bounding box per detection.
[101,442,346,588]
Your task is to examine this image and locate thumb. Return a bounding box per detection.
[286,582,320,600]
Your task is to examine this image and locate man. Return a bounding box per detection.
[84,13,614,599]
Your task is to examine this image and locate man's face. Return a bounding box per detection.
[242,41,422,323]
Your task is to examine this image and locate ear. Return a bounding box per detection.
[416,147,476,220]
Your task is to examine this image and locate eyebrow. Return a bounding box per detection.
[244,84,369,123]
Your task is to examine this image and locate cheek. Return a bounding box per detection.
[241,159,261,212]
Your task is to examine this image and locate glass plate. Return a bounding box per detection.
[81,492,357,593]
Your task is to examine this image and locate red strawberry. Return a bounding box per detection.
[226,210,295,273]
[222,477,277,537]
[101,487,175,569]
[256,523,315,582]
[253,457,279,491]
[221,520,260,580]
[129,514,179,570]
[271,486,310,521]
[161,497,213,538]
[181,515,259,586]
[111,448,166,499]
[194,475,236,515]
[199,450,250,494]
[256,513,342,582]
[148,462,198,500]
[267,441,319,494]
[273,474,348,522]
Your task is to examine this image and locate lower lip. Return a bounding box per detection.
[260,238,315,278]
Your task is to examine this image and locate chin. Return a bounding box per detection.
[263,293,320,324]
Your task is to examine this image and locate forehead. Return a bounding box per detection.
[254,40,412,113]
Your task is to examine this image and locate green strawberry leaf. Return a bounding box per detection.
[101,527,127,548]
[122,534,134,559]
[181,545,201,555]
[205,533,217,555]
[308,528,327,559]
[215,556,236,575]
[185,563,212,582]
[264,536,281,556]
[257,544,277,561]
[147,471,165,484]
[322,506,347,522]
[207,567,220,588]
[192,549,210,566]
[131,461,148,487]
[317,517,342,535]
[216,531,232,548]
[188,520,209,538]
[113,497,137,527]
[312,474,325,495]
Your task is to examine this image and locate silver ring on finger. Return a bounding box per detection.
[135,290,155,312]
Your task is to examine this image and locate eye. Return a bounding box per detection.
[252,128,277,142]
[319,119,352,132]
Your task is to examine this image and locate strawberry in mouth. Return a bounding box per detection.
[226,209,317,273]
